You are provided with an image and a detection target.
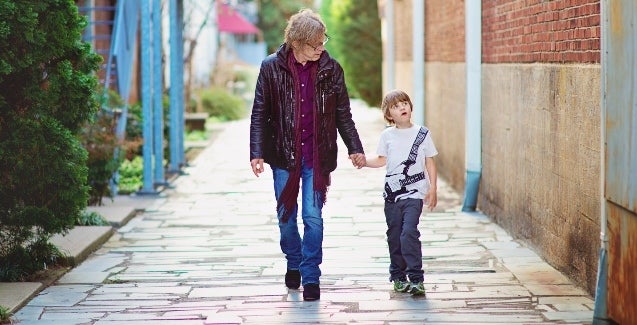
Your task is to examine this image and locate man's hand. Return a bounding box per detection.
[251,158,264,177]
[349,153,366,169]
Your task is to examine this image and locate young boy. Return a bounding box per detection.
[364,89,438,296]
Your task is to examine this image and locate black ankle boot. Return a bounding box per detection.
[303,283,320,301]
[285,269,301,289]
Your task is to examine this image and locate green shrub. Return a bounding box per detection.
[80,110,124,206]
[76,211,109,226]
[200,87,246,121]
[118,156,143,194]
[326,0,382,107]
[0,115,89,254]
[186,130,209,142]
[0,305,10,323]
[0,238,64,282]
[0,0,100,277]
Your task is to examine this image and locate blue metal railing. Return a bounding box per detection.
[79,0,185,195]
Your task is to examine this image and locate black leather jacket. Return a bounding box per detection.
[249,44,364,173]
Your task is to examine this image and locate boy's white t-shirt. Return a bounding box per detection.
[377,124,438,202]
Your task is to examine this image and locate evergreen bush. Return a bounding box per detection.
[326,0,382,107]
[0,0,101,278]
[200,87,246,121]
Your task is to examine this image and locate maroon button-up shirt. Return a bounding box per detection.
[294,59,316,168]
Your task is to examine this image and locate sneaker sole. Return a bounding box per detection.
[410,288,426,296]
[395,286,410,293]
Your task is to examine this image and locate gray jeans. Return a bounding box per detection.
[384,198,424,283]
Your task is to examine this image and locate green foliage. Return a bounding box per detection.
[80,110,124,206]
[0,0,101,278]
[118,156,144,194]
[0,1,102,132]
[76,211,109,226]
[0,238,64,282]
[0,305,10,323]
[326,0,383,107]
[319,0,338,55]
[200,88,246,121]
[0,115,89,248]
[186,130,209,142]
[256,0,315,53]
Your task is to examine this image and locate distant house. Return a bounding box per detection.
[216,2,266,67]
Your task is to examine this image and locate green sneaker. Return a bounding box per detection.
[392,279,410,292]
[409,282,426,296]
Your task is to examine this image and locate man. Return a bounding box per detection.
[249,8,366,301]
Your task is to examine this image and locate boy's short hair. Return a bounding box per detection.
[284,9,326,49]
[381,89,413,125]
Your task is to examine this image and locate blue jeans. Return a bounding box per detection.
[384,198,424,283]
[272,163,324,285]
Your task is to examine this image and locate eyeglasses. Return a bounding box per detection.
[307,34,330,51]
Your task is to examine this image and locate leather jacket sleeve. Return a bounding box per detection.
[332,62,364,156]
[249,60,269,161]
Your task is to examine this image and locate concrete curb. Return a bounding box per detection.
[0,196,154,315]
[50,226,115,267]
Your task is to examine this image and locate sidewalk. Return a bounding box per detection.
[6,99,594,324]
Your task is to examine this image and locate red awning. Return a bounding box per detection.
[217,3,260,35]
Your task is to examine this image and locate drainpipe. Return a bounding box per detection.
[462,0,482,211]
[384,0,395,92]
[593,0,609,322]
[412,0,425,124]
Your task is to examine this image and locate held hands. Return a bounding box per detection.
[251,158,265,177]
[349,153,366,169]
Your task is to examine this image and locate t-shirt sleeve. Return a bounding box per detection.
[423,132,438,157]
[376,130,388,157]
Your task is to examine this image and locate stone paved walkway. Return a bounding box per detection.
[12,100,594,324]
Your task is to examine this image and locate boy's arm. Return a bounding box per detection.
[365,155,387,168]
[424,156,438,210]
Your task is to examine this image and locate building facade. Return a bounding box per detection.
[379,1,637,323]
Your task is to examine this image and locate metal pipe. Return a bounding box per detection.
[412,0,425,124]
[593,0,609,321]
[462,0,482,212]
[384,0,395,92]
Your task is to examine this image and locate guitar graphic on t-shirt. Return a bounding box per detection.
[385,160,425,195]
[384,127,428,202]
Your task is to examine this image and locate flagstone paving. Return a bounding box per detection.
[11,100,594,324]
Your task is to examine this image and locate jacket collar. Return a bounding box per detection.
[275,43,331,73]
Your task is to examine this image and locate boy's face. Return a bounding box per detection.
[388,101,412,123]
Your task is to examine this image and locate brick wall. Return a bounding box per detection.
[413,0,603,294]
[425,0,465,62]
[422,0,467,193]
[482,0,600,63]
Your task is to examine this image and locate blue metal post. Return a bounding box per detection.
[169,0,185,172]
[140,0,155,194]
[176,0,186,167]
[152,0,166,186]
